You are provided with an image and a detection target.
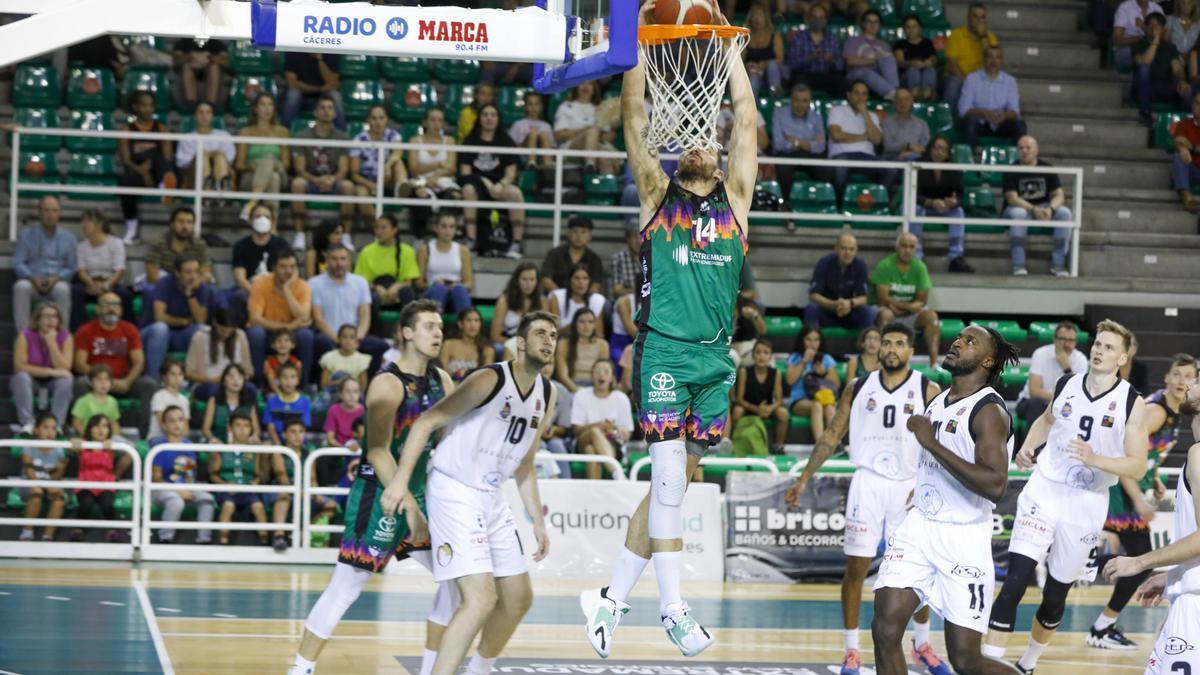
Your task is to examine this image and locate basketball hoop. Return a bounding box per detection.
[637,24,749,155]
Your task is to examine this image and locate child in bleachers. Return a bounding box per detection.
[70,364,121,437]
[263,362,312,446]
[323,378,363,448]
[149,405,215,544]
[731,339,790,456]
[148,359,190,440]
[70,414,121,542]
[264,418,307,552]
[570,360,633,480]
[264,329,301,397]
[333,418,366,509]
[318,324,371,391]
[202,363,262,445]
[18,412,68,542]
[209,411,269,546]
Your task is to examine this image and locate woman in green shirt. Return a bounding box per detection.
[235,93,291,222]
[354,214,419,333]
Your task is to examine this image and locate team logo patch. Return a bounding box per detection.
[1164,636,1195,656]
[915,483,943,516]
[903,404,914,414]
[1081,532,1101,546]
[499,400,512,420]
[1061,402,1073,418]
[530,416,540,429]
[907,390,915,399]
[436,543,453,566]
[1066,465,1097,490]
[484,471,503,488]
[866,397,878,412]
[535,399,542,412]
[945,420,958,434]
[1101,415,1115,427]
[952,565,984,579]
[956,407,967,417]
[1108,400,1117,411]
[377,516,396,535]
[650,372,675,390]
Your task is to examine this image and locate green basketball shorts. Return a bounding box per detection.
[633,329,736,448]
[337,476,429,573]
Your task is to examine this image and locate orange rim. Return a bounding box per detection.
[638,24,750,45]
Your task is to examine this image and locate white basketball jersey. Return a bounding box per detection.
[848,369,932,481]
[432,361,551,492]
[914,386,1012,525]
[1167,457,1200,598]
[1037,373,1138,494]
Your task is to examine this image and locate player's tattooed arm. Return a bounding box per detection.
[621,2,669,208]
[785,378,855,505]
[1106,443,1200,579]
[910,402,1010,501]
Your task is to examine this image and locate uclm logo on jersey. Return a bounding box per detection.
[418,20,490,43]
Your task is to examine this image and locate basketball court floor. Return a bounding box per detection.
[0,559,1164,674]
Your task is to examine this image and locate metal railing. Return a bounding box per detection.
[629,454,781,480]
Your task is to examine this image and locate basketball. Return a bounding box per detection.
[653,0,716,25]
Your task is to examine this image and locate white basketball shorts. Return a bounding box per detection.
[1008,471,1109,583]
[843,467,915,558]
[426,469,527,583]
[1145,593,1200,675]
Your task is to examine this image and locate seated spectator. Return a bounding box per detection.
[232,205,290,298]
[264,420,303,551]
[958,46,1026,147]
[1114,0,1165,70]
[172,38,227,112]
[264,362,313,446]
[202,364,261,444]
[732,339,790,455]
[744,4,787,97]
[510,91,556,169]
[608,221,643,299]
[618,343,635,394]
[439,308,496,382]
[319,325,371,390]
[349,104,405,224]
[536,361,573,479]
[148,360,189,441]
[73,291,156,435]
[943,2,998,116]
[248,249,316,385]
[786,5,847,96]
[547,264,607,334]
[149,405,215,545]
[417,212,474,314]
[306,220,355,278]
[405,107,462,238]
[13,302,74,432]
[555,82,618,173]
[146,206,213,287]
[1017,320,1088,430]
[355,215,419,327]
[872,232,941,357]
[772,84,828,213]
[1003,135,1073,277]
[71,209,128,330]
[912,135,975,272]
[732,295,767,366]
[785,325,841,440]
[289,94,354,248]
[265,330,302,397]
[456,83,498,143]
[141,255,212,379]
[542,215,605,293]
[570,360,633,479]
[1171,0,1200,54]
[186,308,254,401]
[1170,92,1200,212]
[210,412,269,546]
[894,14,939,101]
[310,244,387,368]
[805,232,877,330]
[17,412,67,542]
[282,52,343,129]
[490,263,545,349]
[844,11,900,99]
[555,309,610,393]
[1134,13,1190,123]
[843,325,882,384]
[459,104,525,258]
[610,292,639,367]
[235,94,291,222]
[382,321,405,366]
[14,196,74,332]
[881,88,929,162]
[70,415,122,542]
[71,364,121,437]
[827,81,888,207]
[118,91,177,244]
[324,378,364,447]
[718,100,770,154]
[175,102,235,192]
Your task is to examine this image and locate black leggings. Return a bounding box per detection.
[1098,528,1154,614]
[76,490,115,522]
[119,151,175,220]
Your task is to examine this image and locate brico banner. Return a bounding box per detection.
[251,0,568,63]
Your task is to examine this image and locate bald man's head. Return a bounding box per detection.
[896,232,918,263]
[836,232,859,266]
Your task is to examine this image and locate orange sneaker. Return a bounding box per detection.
[840,648,861,675]
[912,640,952,675]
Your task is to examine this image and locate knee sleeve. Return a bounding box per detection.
[988,553,1038,633]
[648,440,688,540]
[304,562,371,640]
[427,581,461,627]
[1035,574,1072,631]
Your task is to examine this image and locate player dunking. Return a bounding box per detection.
[984,320,1149,674]
[786,322,949,675]
[290,300,458,675]
[381,311,558,675]
[872,325,1022,675]
[1104,378,1200,675]
[580,1,756,657]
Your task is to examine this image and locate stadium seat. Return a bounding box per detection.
[18,150,61,186]
[498,85,534,122]
[68,153,119,180]
[842,183,891,227]
[228,74,279,117]
[390,82,438,123]
[939,318,965,339]
[67,66,117,110]
[755,179,784,218]
[952,143,981,186]
[978,143,1016,186]
[289,117,317,135]
[790,181,838,214]
[765,315,802,337]
[381,56,429,82]
[66,109,118,152]
[339,54,378,79]
[971,319,1028,342]
[1028,321,1090,344]
[431,59,480,84]
[963,186,997,217]
[13,63,60,108]
[341,79,385,122]
[229,40,276,75]
[120,66,171,115]
[901,0,949,29]
[912,363,951,386]
[1000,364,1030,388]
[443,84,477,125]
[1155,112,1187,152]
[13,107,61,151]
[177,113,226,132]
[584,174,620,205]
[821,326,858,340]
[916,102,955,141]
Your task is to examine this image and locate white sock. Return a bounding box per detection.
[1017,638,1049,670]
[1093,612,1117,632]
[606,547,650,604]
[292,654,315,673]
[418,649,437,675]
[844,628,860,651]
[652,550,683,613]
[465,654,496,675]
[124,219,138,239]
[912,619,931,647]
[981,643,1005,659]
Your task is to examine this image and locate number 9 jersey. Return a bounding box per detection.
[1038,373,1139,494]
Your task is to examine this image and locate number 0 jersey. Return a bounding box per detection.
[638,180,747,346]
[432,361,551,493]
[847,368,932,480]
[1038,373,1139,494]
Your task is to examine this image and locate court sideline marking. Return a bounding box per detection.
[134,580,175,675]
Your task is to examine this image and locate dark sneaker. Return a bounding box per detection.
[1087,625,1138,651]
[272,533,289,553]
[1014,662,1034,674]
[948,257,975,273]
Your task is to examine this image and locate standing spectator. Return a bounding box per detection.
[438,307,495,382]
[804,231,877,329]
[1133,13,1190,124]
[232,205,290,295]
[554,81,618,173]
[282,52,343,129]
[141,255,213,380]
[958,46,1025,147]
[772,84,828,211]
[17,413,68,542]
[1114,0,1166,70]
[547,264,607,334]
[786,5,847,96]
[490,263,544,348]
[786,325,841,440]
[609,221,643,299]
[881,89,929,161]
[894,14,939,101]
[417,211,474,314]
[263,362,312,445]
[147,360,189,442]
[235,93,291,222]
[186,308,254,402]
[459,104,525,258]
[844,325,883,384]
[1169,0,1200,54]
[1003,135,1073,277]
[827,81,887,208]
[306,219,354,278]
[210,412,270,546]
[289,94,354,248]
[1016,320,1088,430]
[149,406,216,545]
[145,206,213,287]
[172,38,227,112]
[1169,92,1200,212]
[317,325,371,390]
[118,91,177,244]
[943,2,998,116]
[176,102,235,191]
[72,291,156,434]
[355,214,419,325]
[732,339,790,454]
[349,105,405,224]
[541,215,605,293]
[912,135,975,272]
[555,308,610,393]
[14,196,74,332]
[12,303,74,432]
[731,295,767,367]
[872,232,941,357]
[744,4,787,97]
[509,91,556,169]
[310,244,388,367]
[844,11,900,99]
[456,83,498,143]
[201,364,260,445]
[70,365,121,436]
[71,209,127,330]
[70,416,122,542]
[247,249,316,385]
[571,360,633,480]
[323,378,363,447]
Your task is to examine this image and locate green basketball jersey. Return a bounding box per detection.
[358,360,446,498]
[638,181,747,345]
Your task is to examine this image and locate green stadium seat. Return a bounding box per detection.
[341,79,385,122]
[390,82,438,123]
[971,319,1028,342]
[1000,364,1030,388]
[584,173,620,205]
[498,86,534,122]
[912,363,951,386]
[978,143,1016,186]
[964,186,996,217]
[831,23,859,43]
[475,305,495,325]
[842,182,891,220]
[228,74,279,117]
[788,415,813,431]
[821,326,857,340]
[1028,321,1090,344]
[431,59,480,84]
[67,66,117,109]
[66,110,118,152]
[756,180,783,199]
[13,63,60,108]
[915,102,955,141]
[901,0,949,28]
[382,56,428,82]
[765,315,802,337]
[13,108,61,151]
[18,150,61,186]
[289,117,317,136]
[229,40,276,74]
[339,54,378,79]
[939,318,966,339]
[952,143,981,186]
[1155,112,1188,152]
[443,84,476,124]
[177,113,226,132]
[120,66,172,115]
[790,181,838,213]
[68,153,119,180]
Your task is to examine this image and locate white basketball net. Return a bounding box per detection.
[639,27,749,155]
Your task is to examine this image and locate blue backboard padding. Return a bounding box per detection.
[251,0,278,49]
[533,0,637,94]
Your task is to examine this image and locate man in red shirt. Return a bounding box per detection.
[1170,91,1200,215]
[73,291,157,435]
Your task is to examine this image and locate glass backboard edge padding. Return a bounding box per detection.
[533,0,637,94]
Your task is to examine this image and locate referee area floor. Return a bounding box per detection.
[0,560,1165,674]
